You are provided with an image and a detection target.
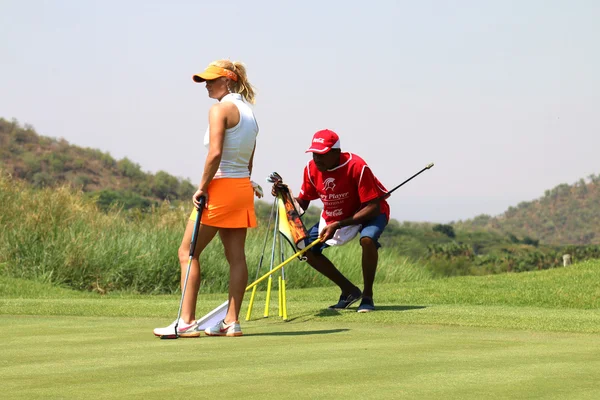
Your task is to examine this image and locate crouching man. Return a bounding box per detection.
[273,129,390,312]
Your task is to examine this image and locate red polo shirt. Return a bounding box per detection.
[298,152,390,224]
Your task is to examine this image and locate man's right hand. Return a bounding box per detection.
[319,222,340,242]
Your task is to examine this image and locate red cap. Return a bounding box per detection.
[305,129,341,154]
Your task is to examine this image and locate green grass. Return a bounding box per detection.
[2,261,600,399]
[3,316,599,400]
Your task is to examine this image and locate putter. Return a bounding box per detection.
[160,196,206,340]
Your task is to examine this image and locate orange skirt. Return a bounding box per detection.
[189,177,257,228]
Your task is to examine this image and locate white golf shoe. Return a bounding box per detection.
[204,319,243,337]
[153,318,200,338]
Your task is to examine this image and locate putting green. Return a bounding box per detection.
[2,314,600,399]
[3,263,600,399]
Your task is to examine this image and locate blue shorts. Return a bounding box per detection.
[306,213,388,255]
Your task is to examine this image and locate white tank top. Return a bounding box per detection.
[204,93,259,179]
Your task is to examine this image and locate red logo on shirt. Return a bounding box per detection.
[325,208,344,217]
[323,178,336,191]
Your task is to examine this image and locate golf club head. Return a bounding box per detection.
[158,323,180,340]
[159,333,179,340]
[266,172,283,184]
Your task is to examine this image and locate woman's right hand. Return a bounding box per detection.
[193,189,208,209]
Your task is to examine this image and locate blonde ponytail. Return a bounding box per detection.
[210,59,256,104]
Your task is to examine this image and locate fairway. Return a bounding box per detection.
[3,269,600,400]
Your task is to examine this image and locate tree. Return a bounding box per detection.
[433,224,455,238]
[152,171,179,200]
[117,157,144,179]
[177,179,195,199]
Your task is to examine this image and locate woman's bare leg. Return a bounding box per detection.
[218,228,248,323]
[178,220,218,323]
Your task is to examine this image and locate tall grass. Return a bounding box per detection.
[0,172,430,294]
[1,172,181,293]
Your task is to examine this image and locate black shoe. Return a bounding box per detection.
[328,289,362,309]
[357,297,375,313]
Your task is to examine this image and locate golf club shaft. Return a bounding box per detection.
[386,163,434,197]
[264,201,280,316]
[253,199,277,281]
[174,196,205,335]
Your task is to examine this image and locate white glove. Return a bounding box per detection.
[251,181,263,198]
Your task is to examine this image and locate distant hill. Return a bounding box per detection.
[0,118,195,209]
[456,177,600,245]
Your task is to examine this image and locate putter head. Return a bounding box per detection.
[159,323,179,340]
[159,333,179,340]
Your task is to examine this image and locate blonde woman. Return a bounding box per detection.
[154,60,259,337]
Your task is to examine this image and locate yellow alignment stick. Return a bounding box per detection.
[246,238,321,291]
[264,274,273,317]
[278,275,283,317]
[282,271,288,320]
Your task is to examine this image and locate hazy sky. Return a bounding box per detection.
[1,0,598,222]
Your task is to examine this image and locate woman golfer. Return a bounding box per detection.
[154,59,259,337]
